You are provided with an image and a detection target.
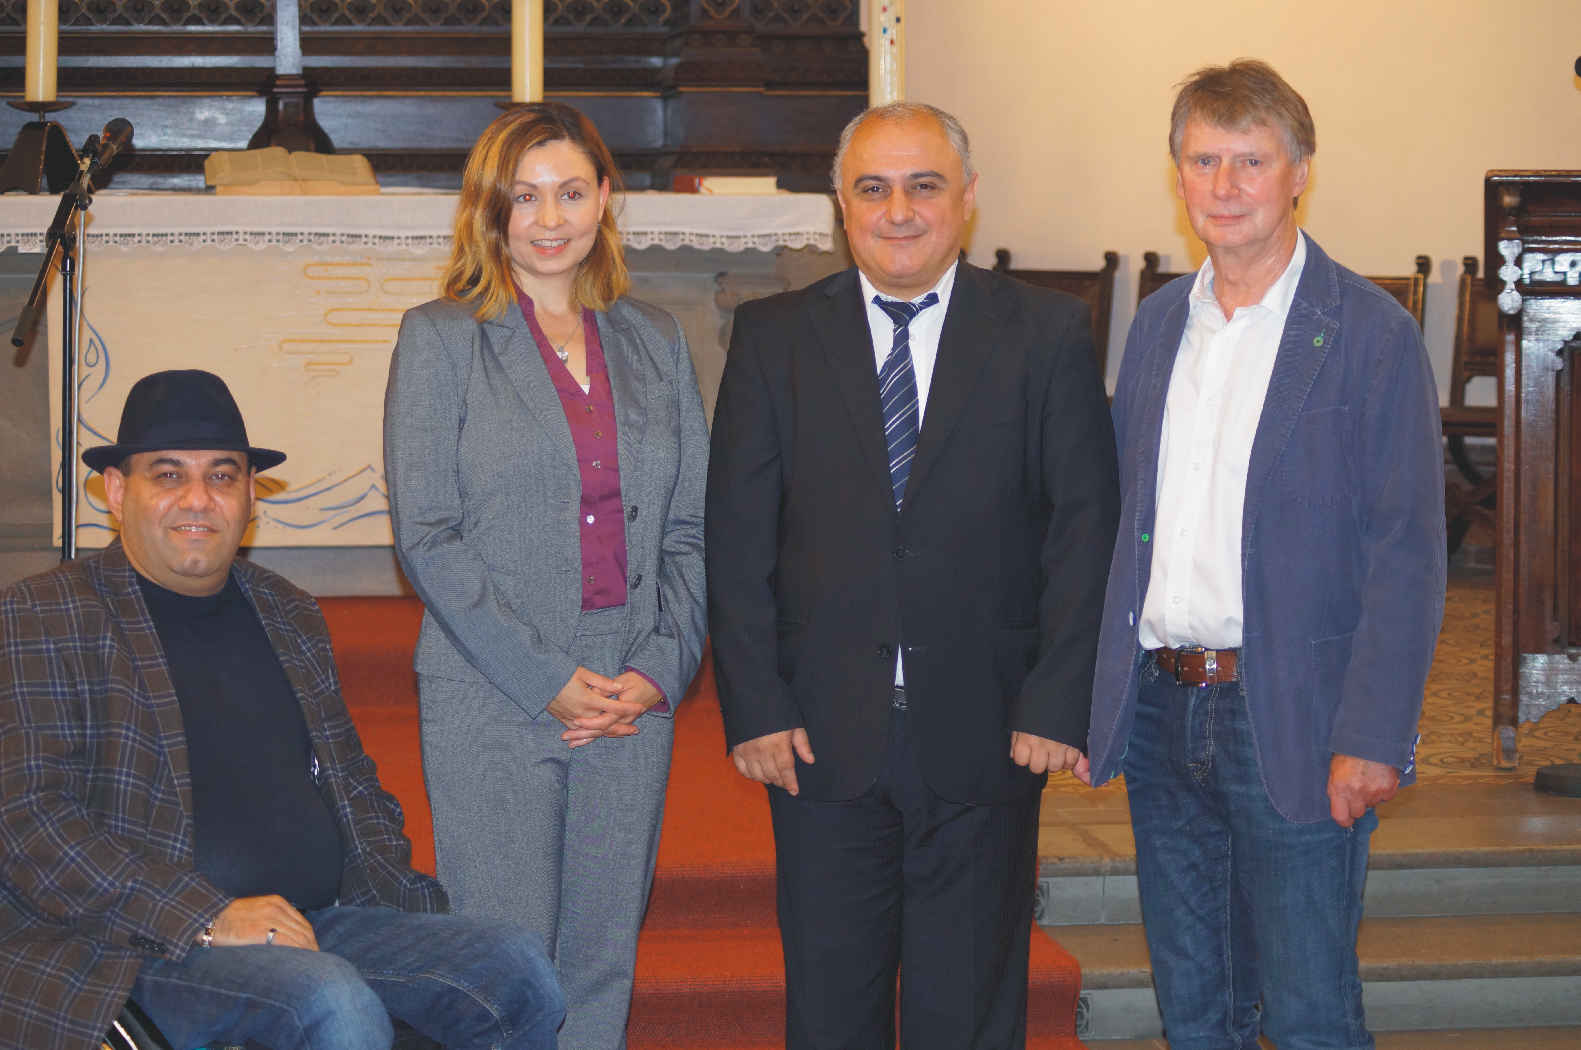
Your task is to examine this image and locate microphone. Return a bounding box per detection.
[93,119,134,171]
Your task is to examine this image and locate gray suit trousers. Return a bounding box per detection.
[419,605,673,1050]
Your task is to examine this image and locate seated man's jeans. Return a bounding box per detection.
[1123,660,1376,1050]
[130,905,564,1050]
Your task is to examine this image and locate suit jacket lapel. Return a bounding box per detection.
[1243,235,1340,541]
[237,568,323,740]
[809,270,892,494]
[484,301,578,473]
[906,262,998,503]
[1136,294,1192,526]
[596,307,649,498]
[99,541,197,829]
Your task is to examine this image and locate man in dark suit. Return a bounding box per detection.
[0,370,563,1050]
[706,103,1119,1049]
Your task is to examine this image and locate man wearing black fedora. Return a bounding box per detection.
[0,369,565,1050]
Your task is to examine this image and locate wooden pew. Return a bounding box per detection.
[1137,251,1431,329]
[993,248,1119,375]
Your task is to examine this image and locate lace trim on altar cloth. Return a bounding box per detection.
[0,227,834,255]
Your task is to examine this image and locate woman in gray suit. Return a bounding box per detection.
[382,103,708,1050]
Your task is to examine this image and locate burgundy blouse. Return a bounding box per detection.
[517,289,668,709]
[519,290,628,610]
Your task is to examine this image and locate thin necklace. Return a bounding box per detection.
[551,315,582,363]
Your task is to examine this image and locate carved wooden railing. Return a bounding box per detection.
[0,0,866,189]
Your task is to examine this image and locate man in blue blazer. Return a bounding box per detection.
[1086,61,1445,1048]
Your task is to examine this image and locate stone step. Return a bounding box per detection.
[1040,862,1581,926]
[1057,913,1581,1041]
[1088,1028,1581,1049]
[1036,782,1581,926]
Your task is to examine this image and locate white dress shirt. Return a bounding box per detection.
[858,262,958,428]
[1138,234,1306,652]
[858,262,959,685]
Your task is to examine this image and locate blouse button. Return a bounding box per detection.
[585,514,595,525]
[591,459,602,469]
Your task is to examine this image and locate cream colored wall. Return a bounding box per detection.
[903,0,1581,398]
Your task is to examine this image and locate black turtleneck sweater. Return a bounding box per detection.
[137,572,343,911]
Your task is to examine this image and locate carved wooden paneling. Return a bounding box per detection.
[0,0,863,189]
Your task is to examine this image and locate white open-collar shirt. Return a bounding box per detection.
[1138,233,1306,652]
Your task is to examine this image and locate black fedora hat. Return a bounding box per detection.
[81,369,287,474]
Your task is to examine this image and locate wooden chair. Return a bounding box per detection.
[1369,255,1431,329]
[993,249,1119,375]
[1139,251,1431,330]
[1442,256,1500,475]
[1441,256,1500,554]
[1138,251,1189,303]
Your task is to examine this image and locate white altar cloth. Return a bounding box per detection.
[0,190,836,255]
[0,191,835,547]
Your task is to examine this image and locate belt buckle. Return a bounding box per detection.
[1175,644,1207,687]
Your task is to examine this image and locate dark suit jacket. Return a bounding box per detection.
[0,541,445,1050]
[706,262,1120,804]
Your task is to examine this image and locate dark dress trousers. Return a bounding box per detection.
[706,261,1119,1047]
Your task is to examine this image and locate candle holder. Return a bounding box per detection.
[247,74,334,154]
[1,100,79,194]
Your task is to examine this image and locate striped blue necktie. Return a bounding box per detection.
[873,292,939,509]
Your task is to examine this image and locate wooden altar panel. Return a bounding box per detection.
[0,0,867,191]
[1487,171,1581,768]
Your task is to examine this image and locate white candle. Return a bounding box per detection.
[511,0,544,103]
[25,0,59,104]
[275,0,303,77]
[868,0,904,106]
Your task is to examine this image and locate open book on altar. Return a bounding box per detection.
[204,147,380,195]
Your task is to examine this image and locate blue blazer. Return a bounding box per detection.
[1087,233,1446,822]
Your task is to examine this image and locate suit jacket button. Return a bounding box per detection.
[630,573,643,589]
[892,545,910,560]
[628,505,639,521]
[876,644,894,659]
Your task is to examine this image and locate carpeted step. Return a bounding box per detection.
[644,864,779,930]
[629,922,1083,1047]
[320,597,425,709]
[321,598,1087,1046]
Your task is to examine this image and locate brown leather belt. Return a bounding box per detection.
[1155,646,1240,686]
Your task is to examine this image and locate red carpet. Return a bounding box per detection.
[321,597,1087,1049]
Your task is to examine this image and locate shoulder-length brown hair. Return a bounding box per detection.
[443,102,629,320]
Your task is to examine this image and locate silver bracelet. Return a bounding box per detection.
[197,922,215,949]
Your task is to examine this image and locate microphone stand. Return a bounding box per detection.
[10,144,103,563]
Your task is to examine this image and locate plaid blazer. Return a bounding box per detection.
[0,541,446,1050]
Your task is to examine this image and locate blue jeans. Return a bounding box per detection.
[1123,661,1375,1050]
[130,905,564,1050]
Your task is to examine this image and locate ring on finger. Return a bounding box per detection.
[265,928,277,945]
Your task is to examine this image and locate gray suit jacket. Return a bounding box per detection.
[383,294,709,714]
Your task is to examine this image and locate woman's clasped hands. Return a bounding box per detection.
[548,667,663,748]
